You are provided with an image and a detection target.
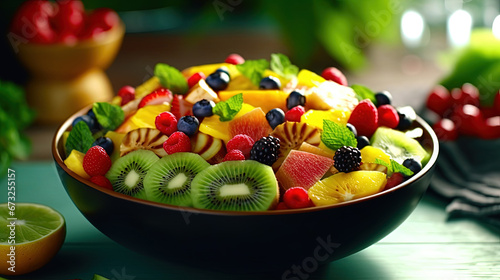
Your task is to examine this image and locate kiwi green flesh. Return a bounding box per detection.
[371,127,429,165]
[191,160,279,211]
[106,149,159,200]
[143,152,209,207]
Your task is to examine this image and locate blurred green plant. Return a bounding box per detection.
[0,80,35,177]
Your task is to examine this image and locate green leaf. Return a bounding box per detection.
[213,93,243,122]
[270,53,299,79]
[320,119,357,151]
[351,84,376,104]
[65,121,95,156]
[375,158,414,177]
[92,102,124,131]
[236,59,270,86]
[154,63,188,94]
[0,80,36,130]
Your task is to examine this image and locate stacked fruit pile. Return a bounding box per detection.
[9,0,120,45]
[426,83,500,140]
[63,54,430,211]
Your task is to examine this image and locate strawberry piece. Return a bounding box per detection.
[163,131,191,154]
[187,72,206,89]
[223,149,246,162]
[226,134,255,159]
[321,67,348,86]
[90,175,113,190]
[285,105,305,122]
[275,202,289,210]
[225,53,245,65]
[432,118,458,141]
[170,94,193,119]
[83,146,112,177]
[138,88,173,108]
[155,111,178,136]
[377,105,399,129]
[385,172,405,190]
[426,85,452,117]
[348,99,378,137]
[118,85,135,106]
[283,187,313,209]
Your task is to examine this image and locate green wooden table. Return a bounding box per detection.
[2,162,499,279]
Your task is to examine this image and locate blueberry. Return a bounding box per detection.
[215,67,230,78]
[265,108,285,129]
[177,116,199,137]
[356,136,370,149]
[72,115,96,130]
[92,137,114,156]
[192,99,215,118]
[396,112,412,130]
[286,90,306,109]
[87,108,97,121]
[402,158,422,176]
[375,91,392,107]
[206,72,230,91]
[259,76,281,90]
[346,123,357,137]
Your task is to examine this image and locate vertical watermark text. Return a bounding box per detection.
[6,168,16,273]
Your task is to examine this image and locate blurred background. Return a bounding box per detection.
[1,0,499,162]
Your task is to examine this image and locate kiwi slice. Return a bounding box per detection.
[191,160,279,211]
[370,127,429,165]
[106,149,159,199]
[143,152,210,207]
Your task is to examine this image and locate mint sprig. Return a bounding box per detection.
[92,102,124,131]
[351,84,376,104]
[270,53,299,79]
[375,158,414,177]
[236,59,270,86]
[320,119,357,151]
[154,63,188,94]
[65,121,94,156]
[213,93,243,122]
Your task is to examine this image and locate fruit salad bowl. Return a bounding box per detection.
[53,104,439,272]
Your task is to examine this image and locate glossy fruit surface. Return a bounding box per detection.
[321,67,347,86]
[192,99,215,118]
[286,90,306,110]
[266,108,286,129]
[177,116,199,137]
[206,71,230,91]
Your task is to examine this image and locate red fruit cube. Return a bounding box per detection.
[426,85,452,117]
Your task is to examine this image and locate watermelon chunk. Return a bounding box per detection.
[228,108,272,142]
[276,150,334,190]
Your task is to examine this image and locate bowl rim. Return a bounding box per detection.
[52,104,439,216]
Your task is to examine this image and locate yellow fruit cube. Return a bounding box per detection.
[182,63,239,79]
[301,108,351,129]
[297,69,325,88]
[218,90,288,113]
[135,76,162,99]
[360,146,391,165]
[199,103,254,143]
[130,104,171,129]
[64,150,90,179]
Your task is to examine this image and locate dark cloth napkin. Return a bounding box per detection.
[429,137,500,227]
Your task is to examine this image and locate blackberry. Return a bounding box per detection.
[250,136,280,166]
[334,146,361,173]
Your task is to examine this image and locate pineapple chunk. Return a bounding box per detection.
[64,150,90,179]
[185,79,220,104]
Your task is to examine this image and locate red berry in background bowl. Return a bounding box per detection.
[225,53,245,65]
[283,187,313,209]
[479,116,500,139]
[450,104,484,136]
[426,85,452,117]
[494,91,500,115]
[79,7,119,40]
[432,118,458,141]
[10,0,57,44]
[52,0,85,39]
[321,67,348,86]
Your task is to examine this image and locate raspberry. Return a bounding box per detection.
[83,146,112,177]
[275,202,289,210]
[163,131,191,154]
[385,172,405,190]
[333,146,361,173]
[223,149,246,162]
[118,86,135,106]
[426,85,452,117]
[90,175,113,191]
[432,118,458,141]
[347,99,378,137]
[250,136,280,166]
[377,105,399,129]
[283,187,313,209]
[285,105,305,122]
[226,134,255,159]
[321,67,348,86]
[155,111,178,136]
[225,53,245,65]
[187,72,206,88]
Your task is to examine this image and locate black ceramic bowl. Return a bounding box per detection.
[53,106,439,272]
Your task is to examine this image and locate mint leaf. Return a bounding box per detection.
[65,121,94,156]
[351,84,376,104]
[213,93,243,122]
[320,119,357,151]
[270,53,299,79]
[154,63,188,94]
[93,102,124,131]
[375,158,414,177]
[236,59,270,86]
